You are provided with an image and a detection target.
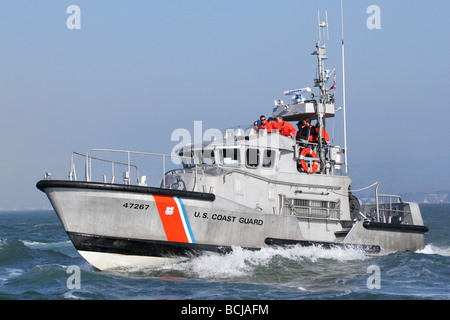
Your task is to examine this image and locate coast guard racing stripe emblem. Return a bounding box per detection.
[153,195,195,244]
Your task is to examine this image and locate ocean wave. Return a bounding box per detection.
[22,240,72,250]
[417,244,450,257]
[119,244,371,280]
[0,268,24,283]
[0,239,37,261]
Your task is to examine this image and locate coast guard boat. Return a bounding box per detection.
[36,20,428,270]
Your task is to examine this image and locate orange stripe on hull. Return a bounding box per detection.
[153,194,189,243]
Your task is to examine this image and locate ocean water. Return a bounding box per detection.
[0,204,448,300]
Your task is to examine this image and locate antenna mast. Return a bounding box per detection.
[341,0,349,174]
[312,10,330,173]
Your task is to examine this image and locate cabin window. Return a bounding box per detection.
[262,149,276,168]
[219,148,241,166]
[178,149,194,168]
[246,148,259,168]
[201,149,215,165]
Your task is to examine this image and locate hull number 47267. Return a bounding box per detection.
[123,203,149,210]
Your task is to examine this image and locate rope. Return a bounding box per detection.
[331,181,379,197]
[351,181,379,192]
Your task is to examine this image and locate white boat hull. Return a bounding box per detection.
[78,251,186,270]
[37,180,428,270]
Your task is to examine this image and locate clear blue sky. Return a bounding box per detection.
[0,0,449,208]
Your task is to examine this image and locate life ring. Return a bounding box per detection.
[300,148,319,173]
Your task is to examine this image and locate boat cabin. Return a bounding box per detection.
[176,127,345,177]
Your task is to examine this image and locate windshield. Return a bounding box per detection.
[219,147,241,166]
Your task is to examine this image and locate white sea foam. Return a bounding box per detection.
[417,244,450,257]
[22,240,71,250]
[155,244,370,279]
[0,268,24,282]
[63,290,85,300]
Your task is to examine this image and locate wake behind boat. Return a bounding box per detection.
[36,17,428,270]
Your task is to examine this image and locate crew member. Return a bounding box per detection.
[258,115,272,133]
[295,121,304,140]
[315,123,330,144]
[296,117,315,142]
[272,116,296,138]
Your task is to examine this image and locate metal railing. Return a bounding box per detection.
[374,181,404,223]
[358,182,411,224]
[223,168,340,191]
[69,148,194,188]
[70,152,139,184]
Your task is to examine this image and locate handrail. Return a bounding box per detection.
[73,149,194,188]
[375,182,403,222]
[223,168,341,190]
[70,152,139,182]
[85,149,165,182]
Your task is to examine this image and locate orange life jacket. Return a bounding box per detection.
[258,121,272,133]
[315,127,330,143]
[277,121,296,138]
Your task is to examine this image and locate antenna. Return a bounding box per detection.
[314,11,332,174]
[318,10,330,46]
[317,10,321,42]
[340,0,349,174]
